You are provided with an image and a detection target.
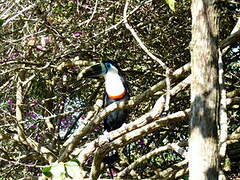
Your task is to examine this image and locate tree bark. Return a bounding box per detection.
[189,0,219,179]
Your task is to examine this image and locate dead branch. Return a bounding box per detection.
[116,143,187,178]
[81,76,191,178]
[59,63,190,162]
[151,160,188,179]
[89,109,190,179]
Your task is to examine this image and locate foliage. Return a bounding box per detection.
[0,0,239,179]
[42,160,82,180]
[165,0,175,11]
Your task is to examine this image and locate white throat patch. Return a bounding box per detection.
[104,69,125,97]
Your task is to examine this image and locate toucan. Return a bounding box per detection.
[83,60,130,164]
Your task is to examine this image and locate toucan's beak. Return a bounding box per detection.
[77,63,106,80]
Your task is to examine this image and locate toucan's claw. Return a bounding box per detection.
[103,131,111,142]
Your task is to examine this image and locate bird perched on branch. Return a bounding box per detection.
[81,60,130,164]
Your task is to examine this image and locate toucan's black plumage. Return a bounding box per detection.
[102,61,129,132]
[83,60,129,131]
[82,60,130,164]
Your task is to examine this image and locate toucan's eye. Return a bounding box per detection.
[106,63,111,68]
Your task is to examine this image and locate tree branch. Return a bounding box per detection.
[59,63,190,162]
[2,4,36,26]
[13,71,57,163]
[93,0,152,38]
[220,29,240,49]
[116,143,187,178]
[220,17,240,54]
[88,109,190,180]
[152,160,188,179]
[218,49,228,158]
[123,0,171,111]
[79,76,190,177]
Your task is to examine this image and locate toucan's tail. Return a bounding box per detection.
[103,150,119,164]
[103,151,120,178]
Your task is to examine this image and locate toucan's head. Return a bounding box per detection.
[82,60,120,78]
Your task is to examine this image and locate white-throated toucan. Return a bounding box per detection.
[83,60,130,165]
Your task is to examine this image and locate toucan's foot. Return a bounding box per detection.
[121,123,128,131]
[103,131,111,142]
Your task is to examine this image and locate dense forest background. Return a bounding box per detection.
[0,0,239,179]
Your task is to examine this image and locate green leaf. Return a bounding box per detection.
[165,0,175,11]
[50,162,66,180]
[42,166,52,177]
[0,19,4,27]
[65,161,82,178]
[70,158,80,165]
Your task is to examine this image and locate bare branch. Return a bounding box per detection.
[218,49,228,160]
[77,75,191,165]
[123,0,166,69]
[93,0,152,37]
[220,17,240,54]
[87,109,190,179]
[0,157,44,168]
[15,71,27,142]
[13,71,57,163]
[123,0,171,112]
[116,143,187,178]
[86,0,98,26]
[2,4,36,26]
[59,63,190,162]
[152,160,188,179]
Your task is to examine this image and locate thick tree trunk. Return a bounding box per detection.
[189,0,219,179]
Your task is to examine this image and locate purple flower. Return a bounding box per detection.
[138,139,145,147]
[60,118,67,123]
[36,45,46,51]
[86,157,93,165]
[26,111,37,119]
[32,113,37,119]
[34,134,41,142]
[72,32,81,37]
[80,114,86,120]
[61,125,69,129]
[30,99,38,107]
[44,37,52,44]
[7,98,15,111]
[94,126,101,132]
[24,121,38,129]
[107,168,118,177]
[30,124,38,129]
[71,66,79,71]
[7,98,14,105]
[11,52,22,59]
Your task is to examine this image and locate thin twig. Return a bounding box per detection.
[0,2,15,19]
[2,4,36,26]
[123,0,166,68]
[2,29,46,43]
[123,0,171,111]
[0,157,44,168]
[93,0,152,38]
[151,160,188,179]
[86,0,98,26]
